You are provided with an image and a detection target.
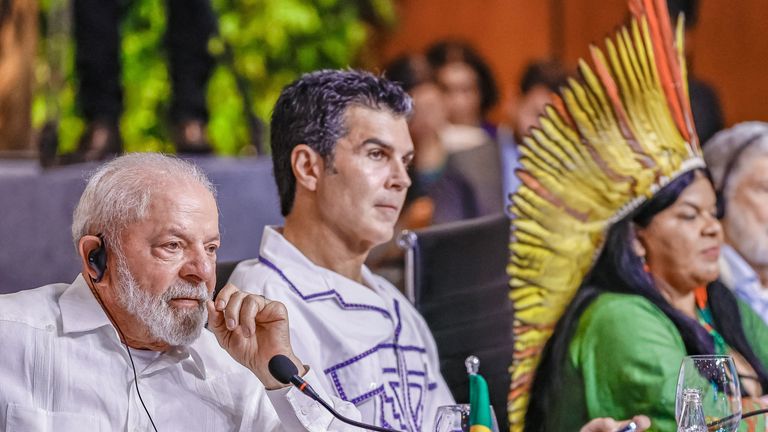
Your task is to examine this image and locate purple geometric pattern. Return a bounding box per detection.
[259,254,440,432]
[258,254,392,318]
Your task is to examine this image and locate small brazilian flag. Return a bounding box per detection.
[469,373,493,432]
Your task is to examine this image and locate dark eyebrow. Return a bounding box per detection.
[360,138,415,159]
[360,137,390,148]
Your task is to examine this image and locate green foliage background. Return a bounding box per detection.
[33,0,394,155]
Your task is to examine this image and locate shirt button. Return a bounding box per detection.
[369,381,378,389]
[45,324,55,332]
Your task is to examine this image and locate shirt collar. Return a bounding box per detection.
[60,274,115,335]
[59,275,219,380]
[258,226,389,310]
[721,244,761,289]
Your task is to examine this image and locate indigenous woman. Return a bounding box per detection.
[507,1,768,431]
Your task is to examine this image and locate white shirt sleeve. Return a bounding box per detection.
[264,369,363,432]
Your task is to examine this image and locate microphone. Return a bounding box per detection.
[707,407,768,429]
[268,355,403,432]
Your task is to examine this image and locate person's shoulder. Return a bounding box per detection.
[0,283,66,330]
[229,258,280,294]
[579,293,672,336]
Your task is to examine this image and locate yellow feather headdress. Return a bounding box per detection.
[507,0,703,430]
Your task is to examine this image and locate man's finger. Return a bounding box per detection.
[223,291,246,331]
[630,415,651,431]
[206,300,225,333]
[214,283,239,311]
[239,295,267,337]
[580,417,617,432]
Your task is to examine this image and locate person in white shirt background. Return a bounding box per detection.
[704,122,768,326]
[230,68,650,432]
[0,153,359,431]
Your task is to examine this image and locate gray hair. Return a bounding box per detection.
[703,121,768,200]
[71,153,216,249]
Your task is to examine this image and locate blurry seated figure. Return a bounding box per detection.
[508,2,768,431]
[429,59,567,224]
[705,122,768,326]
[384,53,448,203]
[0,153,360,430]
[426,39,500,143]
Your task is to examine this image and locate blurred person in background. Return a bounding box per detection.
[384,53,449,205]
[426,39,499,151]
[71,0,217,161]
[429,59,568,224]
[704,122,768,326]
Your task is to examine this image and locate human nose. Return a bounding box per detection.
[387,157,412,191]
[702,212,723,239]
[179,245,215,285]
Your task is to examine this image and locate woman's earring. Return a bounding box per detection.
[641,256,650,273]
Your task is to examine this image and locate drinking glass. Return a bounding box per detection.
[433,404,499,432]
[675,355,741,432]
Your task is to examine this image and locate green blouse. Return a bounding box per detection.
[547,293,768,432]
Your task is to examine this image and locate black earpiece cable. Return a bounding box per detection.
[87,273,159,432]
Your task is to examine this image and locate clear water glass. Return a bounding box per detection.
[433,404,499,432]
[675,355,741,432]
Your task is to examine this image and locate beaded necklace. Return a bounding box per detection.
[694,286,728,355]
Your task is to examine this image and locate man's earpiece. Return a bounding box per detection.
[88,235,108,283]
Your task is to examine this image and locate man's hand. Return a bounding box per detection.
[207,283,305,390]
[580,415,651,432]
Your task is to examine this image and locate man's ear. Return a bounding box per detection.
[78,235,107,283]
[291,144,323,192]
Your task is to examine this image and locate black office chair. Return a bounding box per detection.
[214,260,242,298]
[398,213,512,431]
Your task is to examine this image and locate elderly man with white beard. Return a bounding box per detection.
[0,153,360,431]
[705,122,768,326]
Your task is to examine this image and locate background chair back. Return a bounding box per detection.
[399,213,512,431]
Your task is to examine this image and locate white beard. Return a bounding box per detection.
[114,253,210,347]
[725,210,768,267]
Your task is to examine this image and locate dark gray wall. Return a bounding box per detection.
[0,156,282,293]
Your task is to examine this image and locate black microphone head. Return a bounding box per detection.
[268,354,299,384]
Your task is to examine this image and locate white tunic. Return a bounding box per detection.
[0,275,360,431]
[230,226,455,432]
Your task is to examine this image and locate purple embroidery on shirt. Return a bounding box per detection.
[258,254,392,318]
[329,370,348,401]
[350,385,384,405]
[259,255,439,431]
[323,343,427,374]
[379,392,406,430]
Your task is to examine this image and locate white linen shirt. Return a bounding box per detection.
[0,275,361,432]
[720,244,768,326]
[230,226,455,432]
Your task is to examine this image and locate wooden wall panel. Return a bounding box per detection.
[374,0,551,122]
[693,0,768,125]
[375,0,768,128]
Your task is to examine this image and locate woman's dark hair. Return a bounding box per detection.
[384,54,435,93]
[425,40,499,114]
[524,169,768,431]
